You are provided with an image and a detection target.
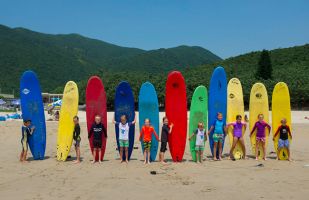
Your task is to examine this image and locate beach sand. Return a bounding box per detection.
[0,111,309,200]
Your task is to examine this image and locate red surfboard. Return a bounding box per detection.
[86,76,107,161]
[165,71,187,162]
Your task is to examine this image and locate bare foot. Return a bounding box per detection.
[213,157,218,161]
[73,160,80,164]
[125,160,129,164]
[161,161,167,164]
[263,157,267,161]
[218,157,222,161]
[288,158,292,161]
[255,157,258,161]
[120,160,124,163]
[99,160,102,164]
[91,160,96,164]
[143,161,147,165]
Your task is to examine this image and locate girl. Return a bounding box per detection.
[139,118,160,164]
[208,112,226,161]
[159,117,173,164]
[20,120,35,162]
[227,115,247,159]
[113,115,136,163]
[189,122,207,163]
[250,114,271,160]
[73,116,81,164]
[88,115,107,164]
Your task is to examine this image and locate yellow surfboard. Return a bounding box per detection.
[57,81,79,161]
[272,82,291,160]
[227,78,245,159]
[249,83,269,160]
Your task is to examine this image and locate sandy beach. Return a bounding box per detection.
[0,111,309,200]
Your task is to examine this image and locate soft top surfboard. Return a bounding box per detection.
[208,66,227,158]
[227,78,245,159]
[20,70,46,160]
[57,81,79,161]
[189,86,208,162]
[86,76,107,161]
[272,82,291,160]
[249,83,269,160]
[138,82,159,162]
[165,71,187,162]
[114,81,135,161]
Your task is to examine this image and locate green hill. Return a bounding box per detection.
[0,24,221,94]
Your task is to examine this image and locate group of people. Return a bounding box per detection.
[20,112,294,164]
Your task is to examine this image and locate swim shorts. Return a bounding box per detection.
[213,133,224,143]
[74,140,80,148]
[278,139,289,148]
[93,140,102,148]
[143,141,152,151]
[195,145,204,151]
[119,139,129,148]
[256,137,266,143]
[160,141,167,152]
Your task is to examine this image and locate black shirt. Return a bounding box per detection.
[73,124,81,141]
[161,124,170,142]
[89,123,107,141]
[279,125,290,140]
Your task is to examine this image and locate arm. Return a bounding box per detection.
[287,126,292,139]
[243,122,247,131]
[250,123,257,136]
[153,128,160,141]
[103,125,107,138]
[131,113,136,125]
[207,125,214,135]
[139,128,144,141]
[188,132,195,141]
[273,126,280,140]
[169,123,174,133]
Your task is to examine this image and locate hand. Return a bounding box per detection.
[158,139,161,142]
[272,137,275,141]
[207,131,210,136]
[170,123,174,127]
[188,137,191,141]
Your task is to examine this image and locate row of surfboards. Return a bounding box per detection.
[20,66,291,162]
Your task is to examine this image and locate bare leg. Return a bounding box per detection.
[119,147,123,163]
[73,147,80,163]
[195,151,199,163]
[125,147,129,163]
[143,150,147,164]
[230,137,239,159]
[199,151,203,163]
[218,141,223,160]
[160,152,167,164]
[239,137,246,159]
[255,140,259,160]
[92,148,97,163]
[23,150,28,162]
[98,148,102,163]
[262,141,267,160]
[276,148,281,160]
[147,151,150,164]
[287,148,291,161]
[20,151,24,162]
[213,142,218,160]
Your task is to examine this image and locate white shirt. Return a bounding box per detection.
[119,122,130,140]
[195,128,205,146]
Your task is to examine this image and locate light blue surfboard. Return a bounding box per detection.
[138,82,159,162]
[208,66,227,158]
[114,81,135,161]
[20,71,46,160]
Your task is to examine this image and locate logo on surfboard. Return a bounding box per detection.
[22,88,30,95]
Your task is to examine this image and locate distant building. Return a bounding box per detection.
[0,93,14,100]
[42,93,63,105]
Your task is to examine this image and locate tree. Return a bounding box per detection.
[256,49,273,80]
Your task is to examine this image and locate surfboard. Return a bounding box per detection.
[86,76,107,161]
[272,82,291,160]
[165,71,187,162]
[227,78,245,159]
[189,86,208,162]
[138,82,159,162]
[249,83,269,160]
[20,71,46,160]
[208,66,227,158]
[56,81,79,161]
[114,81,135,161]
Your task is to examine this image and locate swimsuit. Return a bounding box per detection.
[160,124,170,152]
[194,128,206,151]
[212,120,225,143]
[251,121,271,141]
[139,126,159,151]
[21,126,33,151]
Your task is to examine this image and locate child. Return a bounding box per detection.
[273,118,292,161]
[189,122,207,163]
[227,115,247,159]
[88,115,107,164]
[250,114,271,160]
[73,116,81,164]
[113,114,136,163]
[208,112,226,161]
[20,120,35,162]
[139,118,160,164]
[159,117,173,164]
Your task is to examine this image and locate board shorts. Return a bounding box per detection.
[93,140,102,148]
[74,140,80,148]
[195,145,204,151]
[213,133,224,143]
[21,139,28,151]
[278,139,289,148]
[119,139,129,148]
[256,137,266,143]
[143,141,152,151]
[160,141,167,152]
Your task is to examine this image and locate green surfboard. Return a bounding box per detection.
[189,86,208,162]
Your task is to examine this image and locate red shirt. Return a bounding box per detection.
[139,126,159,142]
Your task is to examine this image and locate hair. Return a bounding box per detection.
[236,115,242,120]
[281,118,287,123]
[217,112,223,117]
[73,116,79,120]
[258,114,264,118]
[23,119,31,123]
[144,118,150,123]
[162,116,168,122]
[197,122,204,127]
[121,115,127,120]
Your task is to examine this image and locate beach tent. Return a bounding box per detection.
[0,99,6,105]
[11,99,20,106]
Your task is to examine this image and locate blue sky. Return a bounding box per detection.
[0,0,308,58]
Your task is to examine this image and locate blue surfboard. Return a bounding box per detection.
[20,71,46,160]
[138,82,159,162]
[114,81,135,161]
[208,67,227,158]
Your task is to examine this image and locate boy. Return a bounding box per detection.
[208,112,226,161]
[139,118,160,164]
[73,116,81,163]
[88,115,107,164]
[20,120,35,162]
[113,114,136,163]
[189,122,207,163]
[159,117,173,164]
[273,118,292,161]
